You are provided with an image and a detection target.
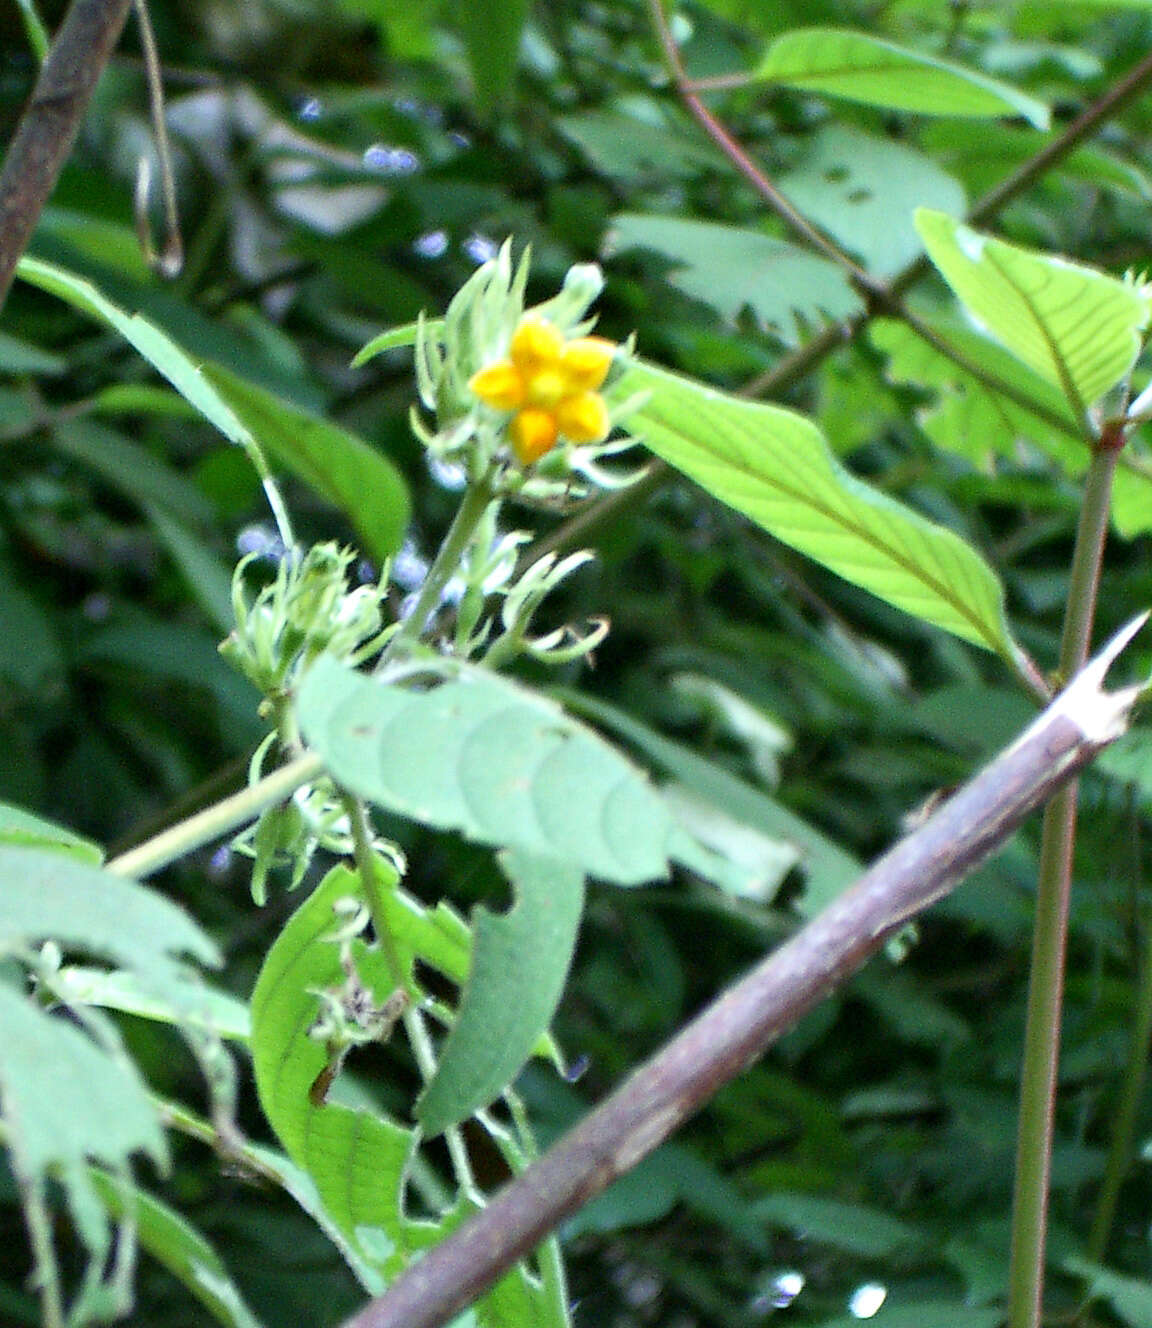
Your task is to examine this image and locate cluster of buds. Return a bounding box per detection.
[220,544,400,901]
[220,543,390,705]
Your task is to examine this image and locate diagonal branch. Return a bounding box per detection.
[0,0,133,313]
[339,619,1147,1328]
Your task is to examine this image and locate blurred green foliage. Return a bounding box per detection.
[6,0,1152,1325]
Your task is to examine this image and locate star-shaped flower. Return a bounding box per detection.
[469,317,616,465]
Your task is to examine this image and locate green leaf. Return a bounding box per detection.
[556,108,723,181]
[0,560,63,693]
[250,864,564,1325]
[459,0,529,114]
[201,364,410,564]
[351,319,432,367]
[751,1192,926,1257]
[608,214,860,342]
[661,784,801,902]
[89,1171,264,1328]
[54,967,251,1043]
[297,656,673,885]
[919,121,1152,202]
[915,209,1150,414]
[755,28,1050,127]
[0,803,102,864]
[615,361,1017,660]
[16,258,264,447]
[91,383,204,419]
[559,690,860,916]
[144,503,236,637]
[417,850,584,1137]
[870,316,1077,466]
[870,317,1152,539]
[0,988,168,1288]
[52,417,217,528]
[0,847,220,989]
[249,861,432,1275]
[1066,1257,1152,1328]
[0,989,167,1176]
[777,126,966,276]
[0,329,65,374]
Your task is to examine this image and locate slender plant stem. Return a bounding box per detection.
[132,0,183,276]
[105,751,324,878]
[1007,431,1123,1328]
[20,1175,63,1328]
[15,0,50,62]
[383,473,495,663]
[342,794,479,1196]
[1087,843,1152,1261]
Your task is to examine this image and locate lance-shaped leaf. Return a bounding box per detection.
[250,862,433,1273]
[616,362,1017,661]
[90,1170,264,1328]
[417,851,584,1138]
[755,28,1049,127]
[297,656,673,885]
[15,258,409,560]
[203,364,409,563]
[915,209,1150,416]
[0,803,103,863]
[249,864,566,1325]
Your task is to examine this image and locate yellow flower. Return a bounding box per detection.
[469,317,615,465]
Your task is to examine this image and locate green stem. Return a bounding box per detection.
[382,473,496,663]
[342,795,479,1197]
[105,751,324,878]
[1007,435,1122,1328]
[1086,831,1152,1261]
[14,0,49,61]
[342,793,410,996]
[506,1090,570,1312]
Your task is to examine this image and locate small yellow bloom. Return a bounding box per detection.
[469,317,615,465]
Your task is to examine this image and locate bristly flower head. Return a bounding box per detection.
[403,242,639,495]
[469,317,615,465]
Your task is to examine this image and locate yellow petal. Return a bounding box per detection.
[469,362,525,410]
[509,318,564,372]
[555,392,610,444]
[511,408,559,464]
[559,337,615,392]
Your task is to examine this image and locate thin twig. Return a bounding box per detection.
[105,752,325,878]
[339,619,1147,1328]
